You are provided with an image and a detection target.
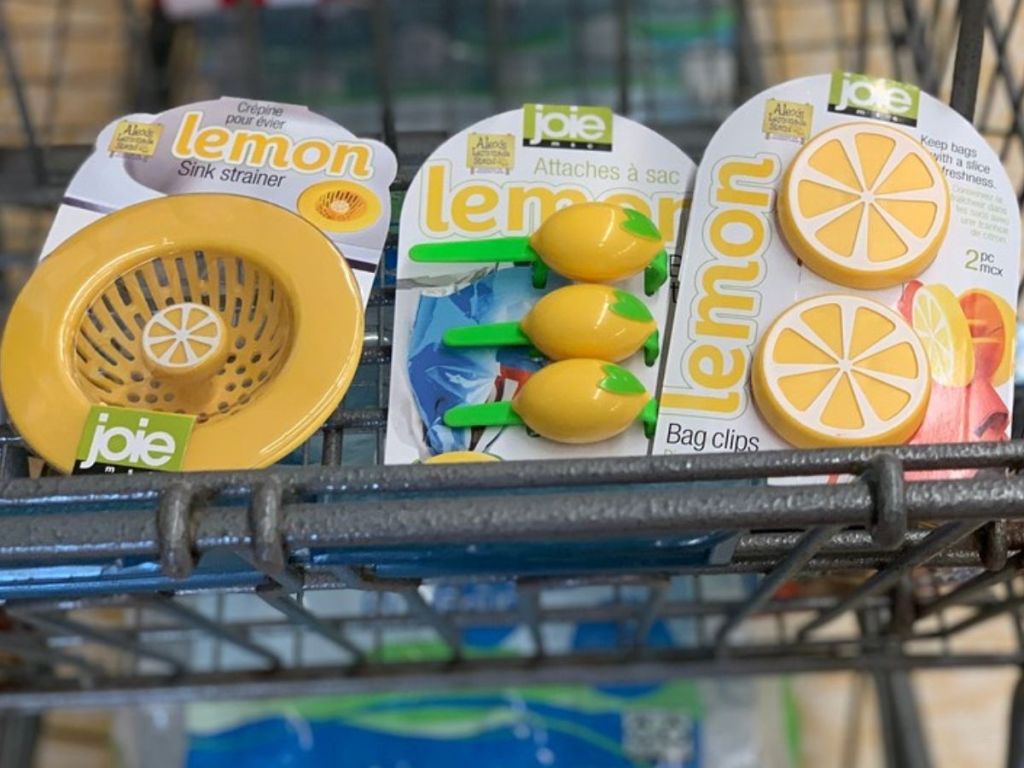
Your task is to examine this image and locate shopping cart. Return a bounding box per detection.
[0,1,1022,766]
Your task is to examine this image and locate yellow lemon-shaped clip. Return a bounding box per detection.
[752,294,930,448]
[778,123,949,289]
[443,284,660,366]
[410,202,669,295]
[444,359,658,444]
[1,193,364,472]
[528,203,668,293]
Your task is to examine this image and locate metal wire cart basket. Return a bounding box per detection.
[2,1,1024,766]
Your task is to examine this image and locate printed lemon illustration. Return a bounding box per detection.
[959,288,1016,386]
[443,285,660,365]
[297,181,382,233]
[779,122,949,289]
[752,294,930,448]
[911,284,975,386]
[444,359,658,444]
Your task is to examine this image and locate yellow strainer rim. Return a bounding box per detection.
[1,193,364,472]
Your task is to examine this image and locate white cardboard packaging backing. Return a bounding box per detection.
[653,72,1020,467]
[41,96,398,304]
[386,104,695,463]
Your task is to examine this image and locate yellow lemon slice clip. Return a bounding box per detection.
[779,123,950,289]
[752,294,930,448]
[1,193,365,472]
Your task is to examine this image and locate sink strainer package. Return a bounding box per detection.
[3,98,396,473]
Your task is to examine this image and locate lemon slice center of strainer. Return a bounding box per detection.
[142,302,226,374]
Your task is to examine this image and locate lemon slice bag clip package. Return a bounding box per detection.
[1,97,397,473]
[653,72,1020,477]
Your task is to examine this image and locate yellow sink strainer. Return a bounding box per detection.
[1,193,364,472]
[297,181,382,233]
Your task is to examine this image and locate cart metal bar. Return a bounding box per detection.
[716,526,841,648]
[7,609,184,673]
[0,632,104,678]
[1008,669,1024,768]
[875,667,933,768]
[141,595,280,668]
[256,589,363,662]
[633,581,669,649]
[918,591,1024,640]
[0,5,46,185]
[517,586,545,658]
[0,713,39,768]
[402,590,463,659]
[950,0,987,121]
[915,553,1024,620]
[2,474,1024,566]
[798,521,985,638]
[0,441,1018,511]
[3,650,1024,714]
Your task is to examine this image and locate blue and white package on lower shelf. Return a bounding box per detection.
[180,578,799,768]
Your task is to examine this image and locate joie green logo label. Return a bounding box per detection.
[75,405,194,473]
[522,103,613,151]
[828,71,920,126]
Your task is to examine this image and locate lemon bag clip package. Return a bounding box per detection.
[386,104,695,464]
[3,98,397,473]
[654,72,1020,474]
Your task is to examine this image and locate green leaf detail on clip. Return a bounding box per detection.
[599,363,647,396]
[620,208,662,241]
[609,289,654,323]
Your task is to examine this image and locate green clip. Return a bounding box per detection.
[644,249,668,296]
[641,398,659,439]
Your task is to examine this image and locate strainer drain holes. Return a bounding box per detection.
[251,352,262,363]
[152,259,169,287]
[242,378,253,389]
[236,366,247,375]
[110,338,135,361]
[130,371,145,382]
[217,401,230,412]
[163,393,174,402]
[234,336,246,350]
[149,380,161,389]
[145,394,158,404]
[227,355,237,364]
[226,383,237,392]
[127,393,140,403]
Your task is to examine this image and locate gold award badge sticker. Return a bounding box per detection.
[466,132,515,174]
[763,99,814,143]
[108,120,163,159]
